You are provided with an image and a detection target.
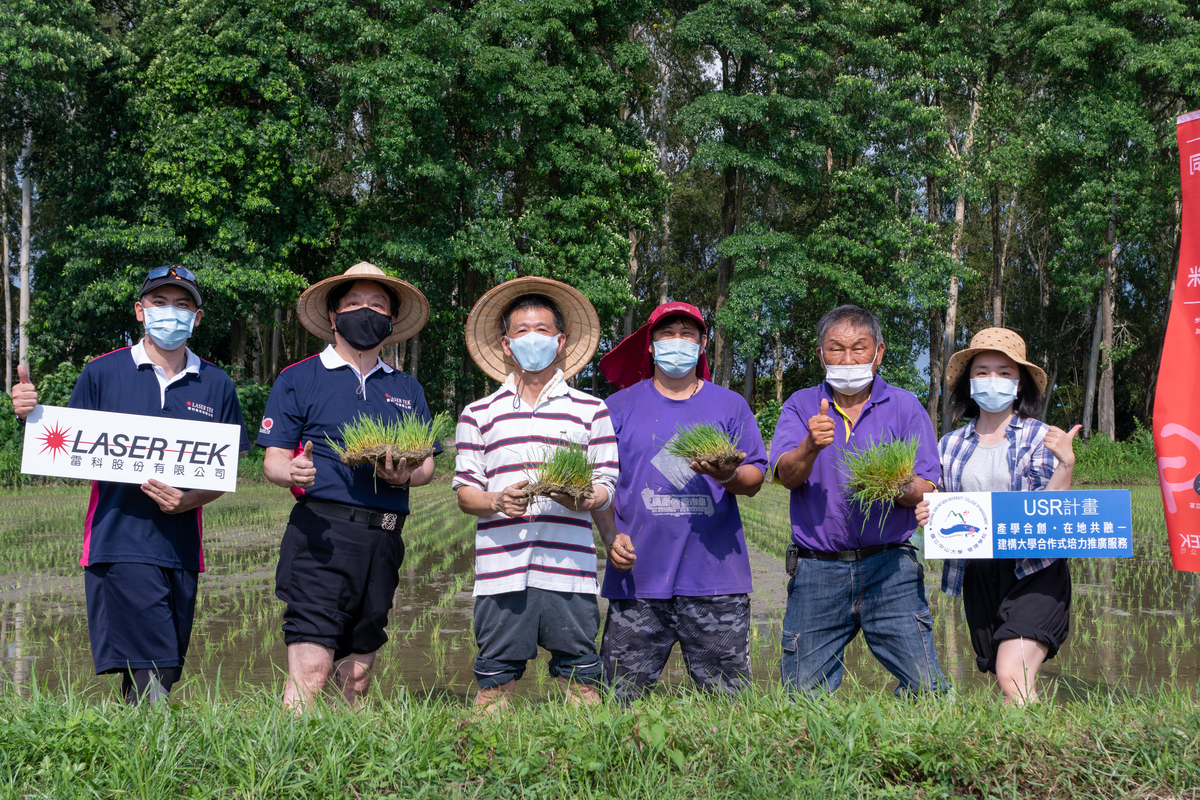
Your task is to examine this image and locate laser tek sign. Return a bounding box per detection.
[21,405,240,491]
[923,490,1133,559]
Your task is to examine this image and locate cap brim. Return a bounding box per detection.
[465,277,600,383]
[141,277,202,307]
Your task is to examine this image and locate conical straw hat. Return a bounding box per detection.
[465,277,599,383]
[297,262,429,346]
[945,327,1048,395]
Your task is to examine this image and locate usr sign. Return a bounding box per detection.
[21,405,240,492]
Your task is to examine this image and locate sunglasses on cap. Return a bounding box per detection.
[145,265,198,282]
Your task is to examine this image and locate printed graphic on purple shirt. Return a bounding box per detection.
[602,380,768,600]
[768,376,939,552]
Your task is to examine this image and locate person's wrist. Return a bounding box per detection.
[716,469,737,485]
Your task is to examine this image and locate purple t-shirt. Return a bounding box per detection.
[602,380,768,600]
[768,376,939,552]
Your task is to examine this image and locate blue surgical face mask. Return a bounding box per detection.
[143,305,196,351]
[653,338,701,379]
[970,377,1019,413]
[506,331,562,373]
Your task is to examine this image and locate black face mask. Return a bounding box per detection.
[333,307,393,351]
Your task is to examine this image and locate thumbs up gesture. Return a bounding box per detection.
[290,440,317,488]
[11,363,37,421]
[806,398,836,450]
[1043,424,1082,467]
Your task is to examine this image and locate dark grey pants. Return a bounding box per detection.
[473,587,601,689]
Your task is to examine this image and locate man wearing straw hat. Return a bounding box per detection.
[454,277,618,711]
[594,301,768,701]
[259,262,440,709]
[11,265,250,705]
[769,305,948,696]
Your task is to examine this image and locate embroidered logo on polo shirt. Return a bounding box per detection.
[384,393,413,411]
[260,417,274,435]
[186,400,215,419]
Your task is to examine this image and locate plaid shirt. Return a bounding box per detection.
[937,415,1059,596]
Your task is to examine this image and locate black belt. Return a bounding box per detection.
[789,542,908,563]
[302,498,402,531]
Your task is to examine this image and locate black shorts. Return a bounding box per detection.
[275,501,406,661]
[963,558,1072,674]
[84,562,198,675]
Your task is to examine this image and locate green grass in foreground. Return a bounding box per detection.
[1,684,1197,799]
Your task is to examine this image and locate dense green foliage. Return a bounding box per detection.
[3,0,1199,441]
[0,685,1196,798]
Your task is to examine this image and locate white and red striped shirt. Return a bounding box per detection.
[453,370,619,596]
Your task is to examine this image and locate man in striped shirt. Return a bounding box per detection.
[454,279,618,711]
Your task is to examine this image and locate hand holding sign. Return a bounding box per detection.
[12,364,37,421]
[142,479,189,514]
[1043,424,1082,466]
[290,441,316,488]
[807,399,836,450]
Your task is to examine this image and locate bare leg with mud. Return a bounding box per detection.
[556,676,600,706]
[475,679,517,714]
[283,641,334,711]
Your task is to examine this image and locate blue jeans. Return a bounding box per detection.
[780,545,949,696]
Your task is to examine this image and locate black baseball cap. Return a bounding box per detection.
[140,265,202,307]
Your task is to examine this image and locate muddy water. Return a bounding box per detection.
[1,484,1197,703]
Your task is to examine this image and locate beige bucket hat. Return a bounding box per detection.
[945,327,1048,395]
[465,277,600,383]
[297,262,430,346]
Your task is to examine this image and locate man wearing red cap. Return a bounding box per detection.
[595,302,767,701]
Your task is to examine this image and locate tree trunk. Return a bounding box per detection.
[990,183,1002,325]
[1097,204,1117,440]
[270,307,281,383]
[925,174,941,431]
[657,56,671,306]
[742,353,756,404]
[230,317,247,381]
[1145,200,1182,420]
[624,228,642,337]
[409,331,420,382]
[711,165,738,387]
[18,128,32,367]
[1040,359,1058,422]
[251,312,263,383]
[774,331,784,404]
[2,144,10,394]
[1082,304,1101,438]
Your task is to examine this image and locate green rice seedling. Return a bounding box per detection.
[329,411,453,471]
[527,439,597,501]
[665,423,745,470]
[841,437,919,520]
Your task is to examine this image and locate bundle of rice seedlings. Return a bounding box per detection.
[841,437,919,517]
[330,411,453,472]
[666,423,746,470]
[526,440,598,501]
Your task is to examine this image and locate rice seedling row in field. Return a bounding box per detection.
[665,422,745,469]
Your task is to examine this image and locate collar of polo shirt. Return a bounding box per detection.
[132,338,201,408]
[318,343,393,376]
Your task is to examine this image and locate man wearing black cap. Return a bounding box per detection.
[11,265,250,704]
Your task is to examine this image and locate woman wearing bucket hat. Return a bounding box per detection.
[453,277,618,712]
[594,301,767,702]
[917,327,1081,704]
[258,262,440,710]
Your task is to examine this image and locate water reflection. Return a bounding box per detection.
[0,484,1196,703]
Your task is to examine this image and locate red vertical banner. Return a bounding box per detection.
[1155,110,1200,572]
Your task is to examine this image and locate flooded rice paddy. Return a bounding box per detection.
[1,480,1196,703]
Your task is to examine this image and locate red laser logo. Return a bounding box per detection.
[38,420,72,462]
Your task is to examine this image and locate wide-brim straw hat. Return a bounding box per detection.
[465,277,599,383]
[946,327,1048,395]
[297,262,429,347]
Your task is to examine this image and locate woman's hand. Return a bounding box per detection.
[915,498,931,527]
[1043,424,1082,466]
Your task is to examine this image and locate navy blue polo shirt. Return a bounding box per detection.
[256,345,441,514]
[69,341,251,572]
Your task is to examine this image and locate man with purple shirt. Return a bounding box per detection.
[770,305,948,696]
[596,302,767,701]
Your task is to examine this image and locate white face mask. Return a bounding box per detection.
[822,349,878,395]
[970,377,1019,413]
